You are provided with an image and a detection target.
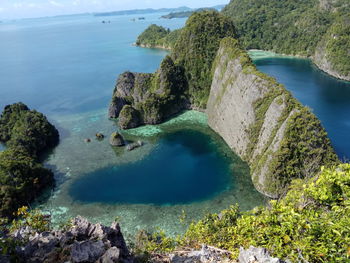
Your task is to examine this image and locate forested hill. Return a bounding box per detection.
[222,0,350,80]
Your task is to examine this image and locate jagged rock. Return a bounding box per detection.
[108,56,188,129]
[119,105,141,129]
[109,132,125,147]
[71,240,105,262]
[97,247,120,263]
[164,245,233,263]
[238,246,285,263]
[11,216,132,263]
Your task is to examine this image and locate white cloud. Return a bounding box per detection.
[49,0,64,7]
[13,3,24,8]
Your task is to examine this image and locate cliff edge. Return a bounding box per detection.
[207,38,338,197]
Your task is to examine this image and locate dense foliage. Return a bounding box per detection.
[222,0,350,78]
[0,103,59,218]
[139,164,350,262]
[172,11,237,107]
[136,24,171,48]
[323,15,350,76]
[183,164,350,262]
[135,11,238,108]
[0,103,59,156]
[136,24,181,50]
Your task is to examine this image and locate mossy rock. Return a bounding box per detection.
[119,105,141,129]
[109,132,125,147]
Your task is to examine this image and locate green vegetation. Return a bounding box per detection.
[0,102,59,156]
[161,11,194,19]
[138,164,350,262]
[160,8,216,19]
[210,37,338,197]
[323,15,350,76]
[136,24,171,48]
[172,11,237,107]
[222,0,350,79]
[135,11,237,108]
[112,55,187,127]
[0,103,59,218]
[135,25,181,50]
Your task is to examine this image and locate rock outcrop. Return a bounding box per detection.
[238,246,285,263]
[207,38,338,197]
[108,56,188,128]
[109,132,125,147]
[11,216,132,263]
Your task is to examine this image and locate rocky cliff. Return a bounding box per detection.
[109,11,237,128]
[108,56,188,128]
[207,38,338,197]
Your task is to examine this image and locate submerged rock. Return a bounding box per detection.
[109,132,125,147]
[126,141,143,151]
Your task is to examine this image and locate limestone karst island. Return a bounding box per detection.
[0,0,349,262]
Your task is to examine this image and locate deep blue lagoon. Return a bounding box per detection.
[70,130,232,205]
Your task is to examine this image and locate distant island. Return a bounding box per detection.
[94,6,191,17]
[160,5,225,19]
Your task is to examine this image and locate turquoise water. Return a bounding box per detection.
[255,58,350,160]
[1,13,349,237]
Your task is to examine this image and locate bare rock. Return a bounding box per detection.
[71,240,105,262]
[11,217,132,263]
[238,246,284,263]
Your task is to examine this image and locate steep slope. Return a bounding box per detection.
[222,0,350,81]
[172,11,237,107]
[207,38,338,197]
[108,56,187,127]
[109,11,237,125]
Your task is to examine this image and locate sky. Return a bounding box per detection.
[0,0,229,19]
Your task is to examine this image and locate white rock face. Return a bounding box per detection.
[207,39,336,198]
[207,51,270,158]
[207,41,309,198]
